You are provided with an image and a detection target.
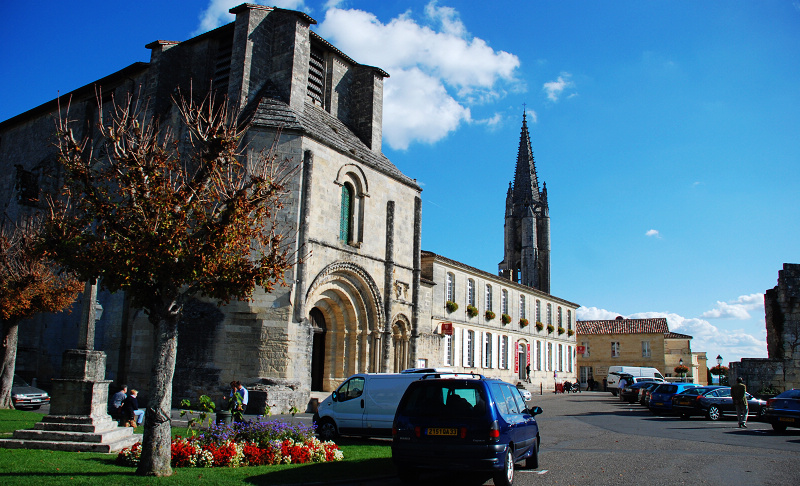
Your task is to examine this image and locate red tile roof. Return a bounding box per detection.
[664,332,693,339]
[576,318,669,335]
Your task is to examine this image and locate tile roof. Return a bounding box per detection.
[664,332,693,339]
[576,318,669,335]
[249,96,419,189]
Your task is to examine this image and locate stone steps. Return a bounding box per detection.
[0,434,140,453]
[0,415,141,453]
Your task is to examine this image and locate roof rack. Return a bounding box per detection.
[419,372,484,380]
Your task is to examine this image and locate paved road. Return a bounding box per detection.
[352,391,800,486]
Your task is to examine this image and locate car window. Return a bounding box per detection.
[680,388,701,396]
[509,386,527,412]
[337,377,365,401]
[716,388,731,398]
[13,375,29,387]
[658,385,677,394]
[491,384,511,415]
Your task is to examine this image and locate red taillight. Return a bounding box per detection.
[489,420,500,441]
[392,426,398,437]
[414,426,421,438]
[766,398,776,409]
[460,427,467,439]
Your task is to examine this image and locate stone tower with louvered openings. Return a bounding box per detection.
[499,111,551,293]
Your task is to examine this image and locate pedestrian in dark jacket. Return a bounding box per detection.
[120,389,141,427]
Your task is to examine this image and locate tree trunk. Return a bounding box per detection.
[136,313,178,477]
[0,320,20,409]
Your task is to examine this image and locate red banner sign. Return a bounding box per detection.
[577,346,586,354]
[441,322,453,335]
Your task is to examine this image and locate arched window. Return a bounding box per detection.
[484,332,493,368]
[468,279,475,306]
[485,284,493,312]
[536,300,541,323]
[558,306,563,328]
[567,309,572,330]
[339,183,354,243]
[466,330,475,367]
[501,289,508,315]
[519,295,526,319]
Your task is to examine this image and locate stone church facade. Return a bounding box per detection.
[2,4,578,408]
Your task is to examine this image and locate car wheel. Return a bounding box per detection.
[771,422,787,432]
[493,447,515,486]
[316,418,339,441]
[707,406,721,421]
[524,438,539,469]
[397,466,421,483]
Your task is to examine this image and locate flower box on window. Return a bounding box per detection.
[546,324,554,334]
[535,321,544,332]
[567,329,575,337]
[466,305,478,318]
[501,313,511,325]
[445,301,458,313]
[557,326,565,335]
[519,318,529,327]
[485,310,496,321]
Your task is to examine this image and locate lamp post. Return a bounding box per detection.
[716,355,723,385]
[679,358,684,382]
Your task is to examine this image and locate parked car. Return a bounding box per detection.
[763,388,800,432]
[518,387,532,402]
[392,374,542,486]
[648,383,700,414]
[638,382,663,406]
[620,378,664,403]
[607,366,666,395]
[671,386,766,420]
[11,374,50,410]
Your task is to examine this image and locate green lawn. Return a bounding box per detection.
[0,409,394,485]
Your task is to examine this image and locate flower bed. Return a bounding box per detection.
[116,419,343,468]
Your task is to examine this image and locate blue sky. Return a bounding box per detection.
[2,1,798,366]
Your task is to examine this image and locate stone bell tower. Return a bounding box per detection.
[498,111,550,293]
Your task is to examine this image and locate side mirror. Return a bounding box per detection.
[331,391,338,402]
[530,406,543,416]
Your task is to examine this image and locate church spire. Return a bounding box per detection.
[513,110,540,207]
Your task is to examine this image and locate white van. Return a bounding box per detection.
[313,372,428,440]
[607,366,665,395]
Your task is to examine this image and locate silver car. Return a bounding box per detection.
[12,374,50,410]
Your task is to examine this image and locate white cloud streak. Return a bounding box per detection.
[701,293,764,320]
[645,229,661,238]
[542,72,575,102]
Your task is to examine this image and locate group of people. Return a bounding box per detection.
[110,384,144,427]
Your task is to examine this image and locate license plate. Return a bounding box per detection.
[30,399,41,403]
[655,402,664,406]
[779,417,795,423]
[427,428,457,436]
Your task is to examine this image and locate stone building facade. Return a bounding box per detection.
[2,4,421,409]
[2,4,580,409]
[576,318,702,385]
[730,263,800,394]
[417,252,578,391]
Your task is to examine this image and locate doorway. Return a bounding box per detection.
[309,308,326,392]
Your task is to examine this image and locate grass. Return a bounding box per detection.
[0,409,394,485]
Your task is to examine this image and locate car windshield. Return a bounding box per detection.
[398,382,488,418]
[677,388,703,396]
[656,384,678,394]
[12,375,30,387]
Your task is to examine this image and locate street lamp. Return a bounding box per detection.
[679,358,684,382]
[716,355,723,385]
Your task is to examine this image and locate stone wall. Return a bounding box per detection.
[731,263,800,393]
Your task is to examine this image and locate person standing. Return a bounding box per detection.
[525,364,531,383]
[617,376,628,400]
[227,381,249,422]
[731,377,749,428]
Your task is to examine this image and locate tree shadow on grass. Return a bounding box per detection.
[243,457,395,485]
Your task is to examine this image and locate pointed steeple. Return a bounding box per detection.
[512,110,540,207]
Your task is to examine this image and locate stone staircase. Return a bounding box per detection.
[0,414,141,453]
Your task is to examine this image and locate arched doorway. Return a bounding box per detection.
[392,319,410,372]
[305,262,384,391]
[309,307,327,392]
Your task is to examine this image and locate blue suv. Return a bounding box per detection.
[391,374,542,486]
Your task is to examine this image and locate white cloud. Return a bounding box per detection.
[194,0,307,35]
[317,3,520,149]
[645,229,661,238]
[542,72,575,102]
[701,293,764,319]
[576,306,623,321]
